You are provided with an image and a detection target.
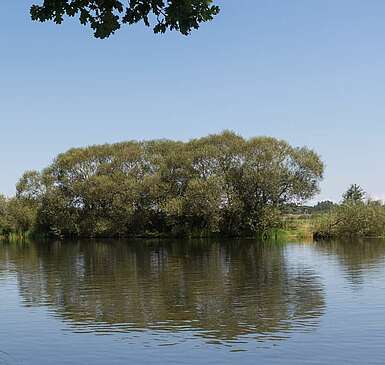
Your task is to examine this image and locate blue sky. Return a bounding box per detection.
[1,1,385,202]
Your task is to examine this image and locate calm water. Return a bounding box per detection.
[0,239,385,364]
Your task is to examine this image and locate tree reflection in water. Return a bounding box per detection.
[0,240,325,343]
[314,239,385,287]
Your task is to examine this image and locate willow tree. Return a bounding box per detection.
[14,132,324,238]
[30,0,220,39]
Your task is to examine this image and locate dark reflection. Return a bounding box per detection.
[0,240,325,343]
[314,239,385,286]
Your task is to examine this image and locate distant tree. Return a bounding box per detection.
[312,200,335,213]
[30,0,220,39]
[342,184,366,204]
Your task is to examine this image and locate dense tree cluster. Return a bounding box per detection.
[1,132,323,238]
[30,0,220,39]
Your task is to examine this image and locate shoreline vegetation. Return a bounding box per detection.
[1,132,384,241]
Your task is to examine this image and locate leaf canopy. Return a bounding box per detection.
[30,0,220,39]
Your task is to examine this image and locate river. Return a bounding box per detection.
[0,239,384,364]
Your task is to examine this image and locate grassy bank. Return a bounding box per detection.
[279,215,314,240]
[278,203,385,241]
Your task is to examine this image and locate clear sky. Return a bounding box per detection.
[1,1,385,202]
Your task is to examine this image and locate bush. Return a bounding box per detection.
[314,200,385,239]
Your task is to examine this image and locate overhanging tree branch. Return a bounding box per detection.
[30,0,220,39]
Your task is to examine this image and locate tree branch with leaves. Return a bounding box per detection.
[30,0,220,39]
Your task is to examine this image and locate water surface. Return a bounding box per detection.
[0,239,384,364]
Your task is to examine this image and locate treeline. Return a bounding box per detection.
[283,200,336,215]
[0,131,324,238]
[314,185,385,239]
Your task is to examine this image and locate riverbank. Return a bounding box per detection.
[2,214,385,242]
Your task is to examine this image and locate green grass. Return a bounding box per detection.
[278,215,315,241]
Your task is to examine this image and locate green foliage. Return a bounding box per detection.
[0,195,37,237]
[342,184,366,204]
[0,194,8,235]
[6,198,38,234]
[30,0,220,39]
[2,132,324,239]
[16,170,46,201]
[282,201,335,215]
[314,186,385,239]
[280,216,314,241]
[312,200,336,213]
